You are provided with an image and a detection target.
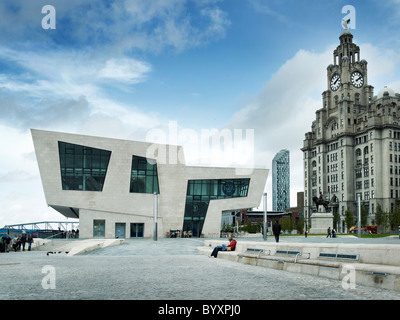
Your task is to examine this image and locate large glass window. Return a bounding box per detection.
[183,178,250,237]
[58,141,111,191]
[130,156,160,194]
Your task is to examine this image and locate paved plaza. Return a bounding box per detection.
[1,236,400,302]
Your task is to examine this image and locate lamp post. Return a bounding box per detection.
[153,192,158,241]
[263,193,268,241]
[357,193,361,239]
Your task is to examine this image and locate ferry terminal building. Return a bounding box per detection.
[31,129,268,239]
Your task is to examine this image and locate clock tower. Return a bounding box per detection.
[301,27,400,233]
[323,29,373,118]
[320,29,374,138]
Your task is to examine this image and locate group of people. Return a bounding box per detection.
[0,233,34,253]
[326,227,337,238]
[58,228,79,239]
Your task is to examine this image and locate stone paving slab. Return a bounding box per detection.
[1,238,400,300]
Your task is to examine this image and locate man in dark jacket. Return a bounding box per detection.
[20,233,27,251]
[272,220,281,243]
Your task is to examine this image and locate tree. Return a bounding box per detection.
[333,211,340,231]
[375,204,385,230]
[221,221,234,233]
[376,204,390,233]
[344,207,354,233]
[361,203,368,227]
[221,221,227,233]
[390,204,400,232]
[242,221,260,233]
[296,217,304,234]
[280,217,293,233]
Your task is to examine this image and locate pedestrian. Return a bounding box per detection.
[210,236,237,258]
[0,235,4,253]
[272,220,281,243]
[20,232,27,251]
[27,234,34,251]
[305,230,308,238]
[326,227,331,238]
[5,234,11,252]
[12,235,19,252]
[332,228,336,238]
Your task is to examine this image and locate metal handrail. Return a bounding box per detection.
[36,231,72,250]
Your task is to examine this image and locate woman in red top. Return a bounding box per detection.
[210,237,236,258]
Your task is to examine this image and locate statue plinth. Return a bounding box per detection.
[309,207,333,234]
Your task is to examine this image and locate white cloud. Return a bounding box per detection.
[359,42,400,92]
[114,0,231,52]
[0,1,231,55]
[0,125,57,227]
[248,0,288,22]
[98,58,152,84]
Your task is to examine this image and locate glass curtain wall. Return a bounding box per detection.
[58,141,111,191]
[183,178,250,237]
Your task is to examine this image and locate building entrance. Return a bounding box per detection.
[130,223,144,238]
[115,223,126,238]
[93,220,105,238]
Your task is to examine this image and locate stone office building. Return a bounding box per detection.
[302,29,400,232]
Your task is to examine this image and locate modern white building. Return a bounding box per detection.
[31,129,268,239]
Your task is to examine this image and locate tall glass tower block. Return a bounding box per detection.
[272,149,290,211]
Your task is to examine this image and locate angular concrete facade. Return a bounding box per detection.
[31,129,268,239]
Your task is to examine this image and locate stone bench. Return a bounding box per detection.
[198,240,400,291]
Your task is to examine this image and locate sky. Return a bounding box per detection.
[1,0,400,227]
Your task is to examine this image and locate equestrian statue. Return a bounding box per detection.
[312,192,329,211]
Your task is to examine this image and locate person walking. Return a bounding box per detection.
[27,234,34,251]
[20,232,27,251]
[326,227,331,238]
[5,234,11,252]
[0,235,4,253]
[12,235,19,252]
[272,220,281,243]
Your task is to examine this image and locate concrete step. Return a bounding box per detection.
[35,239,78,252]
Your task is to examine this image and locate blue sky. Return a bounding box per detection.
[1,0,400,226]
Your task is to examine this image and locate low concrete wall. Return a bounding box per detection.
[203,239,400,266]
[200,240,400,291]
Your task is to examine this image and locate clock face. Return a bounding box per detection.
[351,71,364,88]
[330,74,341,91]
